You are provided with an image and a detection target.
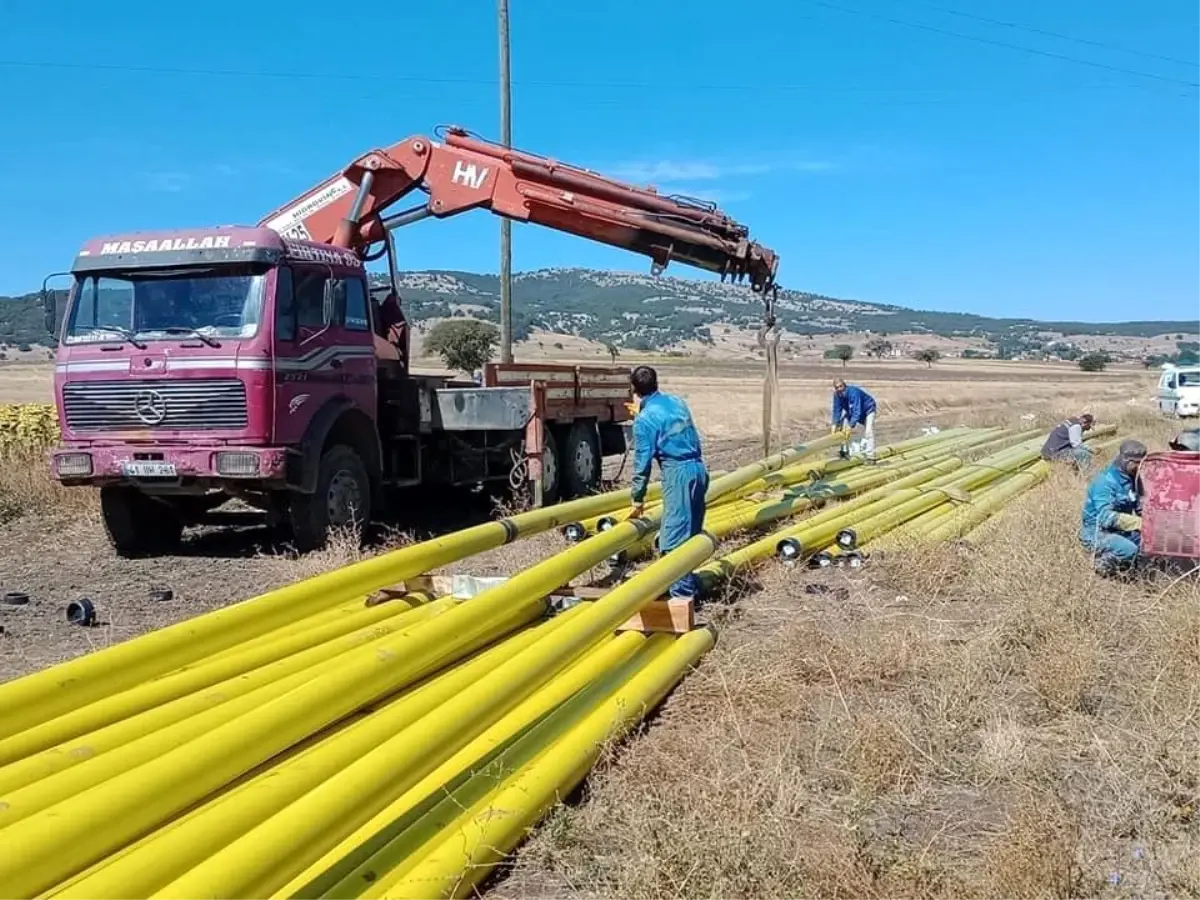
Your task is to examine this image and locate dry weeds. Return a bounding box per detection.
[0,446,95,524]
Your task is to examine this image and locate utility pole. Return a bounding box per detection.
[498,0,513,364]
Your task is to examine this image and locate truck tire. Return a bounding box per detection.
[289,444,371,552]
[542,427,562,505]
[561,420,601,498]
[100,487,183,558]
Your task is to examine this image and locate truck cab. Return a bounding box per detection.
[47,226,631,556]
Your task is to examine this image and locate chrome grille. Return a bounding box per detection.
[63,379,248,431]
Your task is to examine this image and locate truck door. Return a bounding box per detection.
[1160,371,1178,415]
[272,265,375,446]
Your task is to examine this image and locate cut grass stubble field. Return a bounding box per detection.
[0,359,1195,899]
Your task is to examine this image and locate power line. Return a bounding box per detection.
[901,0,1199,68]
[0,56,1194,95]
[797,0,1200,89]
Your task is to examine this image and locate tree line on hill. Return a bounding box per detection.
[1,268,1196,361]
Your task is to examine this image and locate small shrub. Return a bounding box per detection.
[825,344,854,366]
[423,318,499,374]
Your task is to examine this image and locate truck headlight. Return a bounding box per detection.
[215,451,260,476]
[55,453,93,477]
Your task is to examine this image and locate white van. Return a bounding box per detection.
[1157,365,1200,418]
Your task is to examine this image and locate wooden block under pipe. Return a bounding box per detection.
[366,573,453,606]
[617,597,695,634]
[364,587,411,607]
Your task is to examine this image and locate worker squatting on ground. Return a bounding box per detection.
[831,380,877,459]
[628,365,710,599]
[1080,439,1147,575]
[1041,413,1096,468]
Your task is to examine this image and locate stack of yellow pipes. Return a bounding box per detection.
[0,431,848,899]
[0,424,1119,899]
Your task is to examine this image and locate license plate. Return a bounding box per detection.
[123,461,178,477]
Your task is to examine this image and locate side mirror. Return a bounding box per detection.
[41,272,72,343]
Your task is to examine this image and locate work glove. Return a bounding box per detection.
[1113,513,1142,532]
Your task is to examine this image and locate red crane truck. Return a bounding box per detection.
[42,127,779,556]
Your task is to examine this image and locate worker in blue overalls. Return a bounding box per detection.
[628,365,709,599]
[1080,439,1146,575]
[831,379,877,459]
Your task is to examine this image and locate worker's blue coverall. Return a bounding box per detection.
[831,384,876,428]
[630,391,709,598]
[1080,461,1142,573]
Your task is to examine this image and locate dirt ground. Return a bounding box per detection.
[0,361,1195,898]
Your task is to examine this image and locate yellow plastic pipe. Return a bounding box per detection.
[0,510,659,898]
[0,596,423,769]
[38,616,559,899]
[283,631,652,900]
[730,426,979,498]
[694,456,968,590]
[831,446,1043,551]
[865,499,958,552]
[194,592,430,666]
[577,431,848,538]
[747,440,1029,568]
[375,627,716,900]
[0,481,661,739]
[0,598,458,796]
[562,429,978,541]
[0,595,544,897]
[616,442,973,567]
[148,532,718,900]
[51,608,587,900]
[922,460,1052,544]
[0,597,531,831]
[749,427,981,489]
[340,635,678,900]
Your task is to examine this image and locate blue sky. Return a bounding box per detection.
[1,0,1197,323]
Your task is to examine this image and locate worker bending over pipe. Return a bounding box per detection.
[831,379,877,460]
[1041,412,1095,469]
[1080,439,1146,576]
[628,365,709,600]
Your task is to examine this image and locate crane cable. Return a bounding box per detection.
[758,285,782,456]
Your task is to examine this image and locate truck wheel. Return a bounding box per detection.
[100,487,183,558]
[561,421,601,498]
[537,426,561,506]
[290,444,371,552]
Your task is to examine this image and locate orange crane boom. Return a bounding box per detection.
[257,125,780,297]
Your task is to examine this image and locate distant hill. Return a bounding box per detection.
[2,268,1196,361]
[0,291,51,353]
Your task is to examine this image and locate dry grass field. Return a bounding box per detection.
[0,362,54,404]
[0,356,1195,899]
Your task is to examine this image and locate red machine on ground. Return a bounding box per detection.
[43,127,779,556]
[1138,439,1200,570]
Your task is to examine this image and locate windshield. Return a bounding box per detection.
[64,265,267,344]
[1177,369,1200,388]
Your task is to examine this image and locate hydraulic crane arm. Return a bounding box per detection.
[257,126,779,294]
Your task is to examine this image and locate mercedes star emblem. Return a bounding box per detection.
[133,389,167,425]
